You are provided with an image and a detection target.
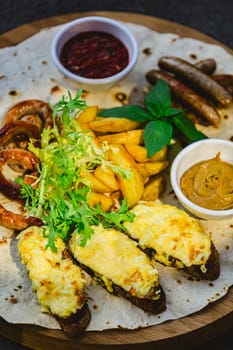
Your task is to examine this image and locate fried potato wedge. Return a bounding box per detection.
[108,145,144,207]
[118,168,144,208]
[107,144,136,168]
[88,191,115,211]
[81,171,112,193]
[77,106,98,123]
[94,166,120,192]
[142,175,166,201]
[97,129,144,145]
[136,161,169,177]
[89,117,140,133]
[125,144,167,163]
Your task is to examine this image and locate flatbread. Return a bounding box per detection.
[0,21,233,332]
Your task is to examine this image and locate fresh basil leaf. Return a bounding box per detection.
[144,120,173,157]
[165,107,185,117]
[145,79,171,117]
[98,105,153,122]
[173,113,207,141]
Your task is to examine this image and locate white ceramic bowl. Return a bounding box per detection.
[51,16,139,86]
[170,139,233,220]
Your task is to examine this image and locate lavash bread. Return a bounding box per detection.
[0,21,232,333]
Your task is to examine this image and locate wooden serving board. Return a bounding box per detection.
[0,11,233,350]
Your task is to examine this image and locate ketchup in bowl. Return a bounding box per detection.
[60,31,129,79]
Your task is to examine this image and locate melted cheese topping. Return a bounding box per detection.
[124,202,211,268]
[69,224,159,298]
[17,226,86,318]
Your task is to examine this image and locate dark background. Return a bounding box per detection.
[0,0,233,349]
[0,0,233,49]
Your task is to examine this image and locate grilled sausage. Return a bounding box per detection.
[0,148,40,200]
[3,99,53,130]
[158,56,232,107]
[212,74,233,95]
[146,69,221,126]
[195,58,217,75]
[0,204,43,231]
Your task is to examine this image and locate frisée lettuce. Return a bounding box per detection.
[18,91,134,251]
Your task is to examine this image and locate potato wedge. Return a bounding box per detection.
[79,121,90,131]
[94,166,120,192]
[97,129,144,145]
[89,118,140,133]
[136,161,169,177]
[108,145,144,207]
[88,192,115,211]
[142,175,166,201]
[78,106,98,123]
[125,144,167,163]
[107,144,136,168]
[81,171,112,193]
[117,168,144,208]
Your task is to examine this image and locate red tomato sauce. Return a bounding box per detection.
[60,31,129,79]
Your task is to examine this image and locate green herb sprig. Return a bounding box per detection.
[19,91,134,251]
[98,79,207,157]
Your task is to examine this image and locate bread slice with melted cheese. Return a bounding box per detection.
[123,201,220,280]
[17,226,91,337]
[69,224,166,314]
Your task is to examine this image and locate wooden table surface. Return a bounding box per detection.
[0,11,233,350]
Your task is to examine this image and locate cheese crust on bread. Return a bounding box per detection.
[17,226,87,318]
[124,201,213,272]
[69,224,163,302]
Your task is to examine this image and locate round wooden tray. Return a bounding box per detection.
[0,11,233,350]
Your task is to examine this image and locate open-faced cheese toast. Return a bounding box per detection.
[17,226,91,337]
[69,224,166,314]
[123,201,220,280]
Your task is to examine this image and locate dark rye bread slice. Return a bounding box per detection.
[113,284,166,314]
[56,302,91,338]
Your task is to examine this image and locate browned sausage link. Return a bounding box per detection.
[212,74,233,95]
[3,99,53,130]
[0,149,40,200]
[0,204,43,231]
[158,56,232,107]
[0,121,41,149]
[146,69,221,127]
[195,58,217,75]
[171,101,200,124]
